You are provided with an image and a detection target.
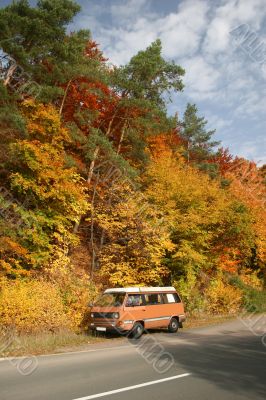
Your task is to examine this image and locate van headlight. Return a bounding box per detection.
[112,312,119,319]
[91,313,94,318]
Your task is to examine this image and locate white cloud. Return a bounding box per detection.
[85,0,210,65]
[235,137,266,164]
[206,114,233,131]
[70,0,266,163]
[203,0,266,55]
[159,0,210,58]
[181,56,220,99]
[110,0,151,24]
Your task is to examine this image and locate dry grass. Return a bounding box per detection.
[184,313,236,329]
[0,330,106,357]
[0,314,241,358]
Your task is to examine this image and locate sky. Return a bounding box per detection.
[1,0,266,164]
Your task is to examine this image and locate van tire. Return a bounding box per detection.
[168,318,179,333]
[130,322,144,339]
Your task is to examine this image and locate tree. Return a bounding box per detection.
[143,149,256,285]
[180,103,220,167]
[111,39,185,109]
[105,39,185,167]
[92,181,173,286]
[260,164,266,185]
[0,0,98,102]
[0,100,88,277]
[225,158,266,281]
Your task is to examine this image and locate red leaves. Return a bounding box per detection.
[62,78,118,133]
[84,40,108,62]
[209,147,233,175]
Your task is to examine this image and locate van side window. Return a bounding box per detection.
[162,293,181,303]
[125,294,144,307]
[144,293,163,305]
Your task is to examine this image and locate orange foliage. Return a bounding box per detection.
[84,40,108,62]
[148,131,183,159]
[209,147,233,175]
[219,250,241,273]
[225,158,266,266]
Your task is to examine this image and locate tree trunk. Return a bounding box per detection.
[117,123,126,154]
[59,79,73,116]
[90,173,100,279]
[73,147,99,233]
[74,117,115,233]
[87,146,99,184]
[3,63,17,87]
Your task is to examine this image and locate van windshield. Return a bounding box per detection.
[94,293,125,307]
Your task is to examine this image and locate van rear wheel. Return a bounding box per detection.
[130,322,144,339]
[168,318,179,333]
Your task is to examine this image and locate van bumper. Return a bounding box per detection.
[90,322,133,335]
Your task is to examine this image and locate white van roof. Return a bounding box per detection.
[104,287,176,294]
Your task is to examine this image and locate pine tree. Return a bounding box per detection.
[180,103,220,167]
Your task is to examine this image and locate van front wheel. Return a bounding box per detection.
[168,318,179,333]
[131,322,144,339]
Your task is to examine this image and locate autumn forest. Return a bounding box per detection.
[0,0,265,334]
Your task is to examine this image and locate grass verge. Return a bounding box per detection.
[1,312,264,357]
[0,330,107,358]
[184,313,237,329]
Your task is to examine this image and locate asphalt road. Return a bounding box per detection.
[0,317,265,400]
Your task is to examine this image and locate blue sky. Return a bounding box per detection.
[2,0,266,164]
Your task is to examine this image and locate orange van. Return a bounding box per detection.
[90,287,185,338]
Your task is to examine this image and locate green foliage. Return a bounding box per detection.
[112,39,185,109]
[0,0,265,336]
[180,103,220,167]
[0,101,88,276]
[230,275,266,313]
[0,0,100,101]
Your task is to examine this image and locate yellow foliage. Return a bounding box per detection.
[0,279,70,334]
[45,251,99,330]
[22,99,69,146]
[206,278,243,314]
[239,270,263,290]
[144,151,256,274]
[225,159,266,267]
[95,183,171,286]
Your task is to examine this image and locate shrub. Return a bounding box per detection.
[206,278,243,314]
[0,279,70,334]
[44,254,99,331]
[243,288,266,313]
[229,275,266,313]
[174,270,205,315]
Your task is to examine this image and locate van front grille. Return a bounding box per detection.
[93,312,114,319]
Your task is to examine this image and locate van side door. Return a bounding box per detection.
[123,293,146,324]
[142,293,170,329]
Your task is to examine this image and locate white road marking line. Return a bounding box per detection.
[72,373,191,400]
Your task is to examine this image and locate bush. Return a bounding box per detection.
[229,275,266,313]
[174,270,205,315]
[44,254,99,331]
[243,288,266,313]
[206,278,243,314]
[0,279,70,334]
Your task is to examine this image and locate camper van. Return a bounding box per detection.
[90,287,185,338]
